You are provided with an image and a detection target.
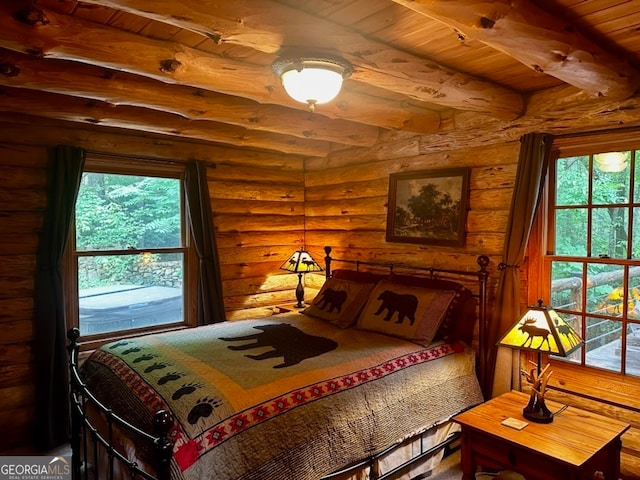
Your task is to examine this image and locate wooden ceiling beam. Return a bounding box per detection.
[392,0,640,100]
[426,86,640,153]
[0,113,309,168]
[77,0,524,120]
[0,1,441,133]
[0,86,333,156]
[0,51,381,148]
[320,86,640,164]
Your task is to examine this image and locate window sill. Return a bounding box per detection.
[74,323,192,353]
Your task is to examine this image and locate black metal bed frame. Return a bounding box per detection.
[67,327,174,480]
[323,246,490,389]
[67,246,490,480]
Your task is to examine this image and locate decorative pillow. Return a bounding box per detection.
[302,278,375,328]
[388,273,475,343]
[331,268,387,285]
[357,280,457,346]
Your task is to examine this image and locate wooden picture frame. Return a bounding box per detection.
[386,168,469,247]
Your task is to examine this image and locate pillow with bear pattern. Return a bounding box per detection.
[302,278,376,328]
[388,273,474,343]
[357,279,457,346]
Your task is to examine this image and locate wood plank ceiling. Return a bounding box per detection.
[1,0,639,157]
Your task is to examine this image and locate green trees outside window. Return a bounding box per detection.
[548,150,640,375]
[72,168,186,336]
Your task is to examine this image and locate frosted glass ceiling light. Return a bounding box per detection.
[593,151,629,172]
[272,55,353,112]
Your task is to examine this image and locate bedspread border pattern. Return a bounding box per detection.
[91,341,464,471]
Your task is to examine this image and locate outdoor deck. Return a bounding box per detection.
[584,337,640,376]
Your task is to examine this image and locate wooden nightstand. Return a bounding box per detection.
[273,303,304,314]
[453,390,629,480]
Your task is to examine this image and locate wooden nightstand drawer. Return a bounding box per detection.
[468,430,568,480]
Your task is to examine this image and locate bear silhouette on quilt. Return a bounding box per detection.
[219,323,338,368]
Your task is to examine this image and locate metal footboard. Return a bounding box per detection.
[67,328,174,480]
[68,328,464,480]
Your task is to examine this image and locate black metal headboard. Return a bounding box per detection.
[322,245,490,395]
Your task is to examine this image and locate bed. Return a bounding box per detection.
[68,247,490,480]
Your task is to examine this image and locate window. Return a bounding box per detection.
[541,135,640,376]
[66,155,194,347]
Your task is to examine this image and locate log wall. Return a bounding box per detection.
[304,137,640,479]
[303,139,516,397]
[0,115,638,478]
[0,118,303,452]
[0,143,46,451]
[303,140,517,292]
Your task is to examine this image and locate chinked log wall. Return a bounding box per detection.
[300,140,516,331]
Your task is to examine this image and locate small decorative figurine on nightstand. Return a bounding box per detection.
[521,360,553,423]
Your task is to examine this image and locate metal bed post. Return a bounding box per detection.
[67,328,83,480]
[324,245,333,279]
[153,411,174,480]
[475,255,490,399]
[67,328,175,480]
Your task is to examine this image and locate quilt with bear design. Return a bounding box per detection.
[80,313,483,480]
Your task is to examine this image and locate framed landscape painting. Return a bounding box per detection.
[386,168,469,247]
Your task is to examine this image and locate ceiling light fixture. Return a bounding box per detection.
[272,55,353,112]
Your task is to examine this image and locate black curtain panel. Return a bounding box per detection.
[184,159,226,325]
[33,145,85,450]
[487,133,553,398]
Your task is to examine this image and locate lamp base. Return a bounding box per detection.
[523,397,553,423]
[294,273,305,308]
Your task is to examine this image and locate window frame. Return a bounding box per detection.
[64,154,197,351]
[530,129,639,378]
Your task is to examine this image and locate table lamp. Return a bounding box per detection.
[280,248,323,308]
[497,299,584,423]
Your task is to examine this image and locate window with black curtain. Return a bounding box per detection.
[64,155,197,350]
